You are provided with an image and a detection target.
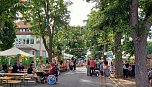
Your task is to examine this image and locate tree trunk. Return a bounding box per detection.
[114,32,123,78]
[133,35,148,87]
[48,32,53,62]
[130,0,148,87]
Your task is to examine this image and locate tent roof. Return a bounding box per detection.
[63,53,74,59]
[0,47,34,57]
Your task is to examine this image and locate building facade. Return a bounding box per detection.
[14,20,48,58]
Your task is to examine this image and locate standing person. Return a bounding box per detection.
[86,59,90,76]
[66,60,70,71]
[73,58,77,70]
[123,61,129,78]
[89,58,95,76]
[45,60,50,69]
[131,62,135,77]
[19,62,24,71]
[69,60,73,70]
[99,58,103,75]
[102,60,110,86]
[12,63,19,73]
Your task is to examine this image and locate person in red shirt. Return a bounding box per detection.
[50,63,58,81]
[89,58,95,76]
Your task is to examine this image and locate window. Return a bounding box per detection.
[20,29,22,32]
[26,29,29,32]
[32,51,35,55]
[16,39,19,44]
[18,38,22,44]
[36,38,40,44]
[30,39,34,44]
[26,38,29,44]
[23,29,25,32]
[36,51,40,57]
[42,51,46,57]
[23,39,26,44]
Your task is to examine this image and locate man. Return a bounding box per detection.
[89,58,95,76]
[73,58,77,70]
[12,63,19,73]
[19,62,24,71]
[123,61,129,78]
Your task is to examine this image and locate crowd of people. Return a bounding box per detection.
[86,58,111,86]
[123,61,135,78]
[0,57,78,84]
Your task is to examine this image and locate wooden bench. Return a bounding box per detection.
[3,80,21,87]
[21,76,39,85]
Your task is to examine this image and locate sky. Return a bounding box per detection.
[67,0,95,26]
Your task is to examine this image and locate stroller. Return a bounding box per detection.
[93,64,100,76]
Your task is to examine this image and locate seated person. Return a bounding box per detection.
[19,62,24,71]
[8,65,13,73]
[0,62,8,73]
[27,64,39,83]
[27,64,37,77]
[50,63,58,81]
[12,63,19,73]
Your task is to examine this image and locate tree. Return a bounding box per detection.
[0,0,22,50]
[130,0,152,86]
[147,41,152,54]
[86,0,131,77]
[22,0,70,62]
[0,21,16,51]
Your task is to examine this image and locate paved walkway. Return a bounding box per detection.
[27,67,117,87]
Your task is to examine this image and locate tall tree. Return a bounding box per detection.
[0,21,16,51]
[22,0,70,62]
[86,0,130,77]
[0,0,22,50]
[130,0,152,86]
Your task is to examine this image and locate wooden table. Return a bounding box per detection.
[19,71,27,73]
[0,77,13,80]
[0,73,27,76]
[0,73,27,86]
[43,69,50,71]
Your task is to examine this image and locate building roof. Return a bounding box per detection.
[15,20,34,35]
[16,32,33,35]
[18,46,37,51]
[16,20,31,28]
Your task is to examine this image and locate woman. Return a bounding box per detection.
[66,60,70,71]
[100,61,110,86]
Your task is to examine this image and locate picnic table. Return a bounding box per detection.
[0,73,27,86]
[0,73,27,76]
[43,69,50,71]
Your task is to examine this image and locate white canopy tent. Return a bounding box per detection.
[63,53,74,59]
[0,47,34,57]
